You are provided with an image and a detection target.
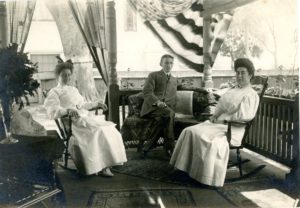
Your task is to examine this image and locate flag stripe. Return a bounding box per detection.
[145,21,204,72]
[157,19,203,55]
[176,14,203,34]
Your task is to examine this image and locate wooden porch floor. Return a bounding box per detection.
[43,148,298,208]
[23,104,299,207]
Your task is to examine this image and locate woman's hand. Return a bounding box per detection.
[67,109,79,119]
[98,102,108,111]
[209,114,218,123]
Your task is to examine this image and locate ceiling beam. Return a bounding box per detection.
[202,0,257,16]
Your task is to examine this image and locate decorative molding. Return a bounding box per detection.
[203,0,256,16]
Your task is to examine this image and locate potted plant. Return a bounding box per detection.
[0,43,40,144]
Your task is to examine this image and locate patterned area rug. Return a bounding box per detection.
[87,188,196,208]
[112,149,270,188]
[216,179,298,208]
[112,148,207,188]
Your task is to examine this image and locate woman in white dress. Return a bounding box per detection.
[44,60,127,176]
[170,58,259,187]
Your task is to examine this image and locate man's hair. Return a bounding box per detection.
[234,58,255,77]
[160,54,174,66]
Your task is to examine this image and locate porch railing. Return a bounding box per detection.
[118,90,299,170]
[245,96,298,168]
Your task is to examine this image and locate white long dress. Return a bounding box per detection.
[44,84,127,175]
[170,86,259,187]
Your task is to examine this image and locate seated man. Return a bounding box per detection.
[140,54,177,157]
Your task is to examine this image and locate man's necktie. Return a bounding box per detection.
[167,74,170,81]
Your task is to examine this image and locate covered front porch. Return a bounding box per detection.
[0,0,299,207]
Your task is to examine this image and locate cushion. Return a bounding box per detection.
[192,89,218,121]
[10,106,47,136]
[175,91,193,115]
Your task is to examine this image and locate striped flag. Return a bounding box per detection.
[145,1,204,72]
[129,1,233,73]
[129,0,204,72]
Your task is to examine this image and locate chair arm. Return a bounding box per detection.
[88,106,109,116]
[225,120,249,145]
[200,113,212,116]
[224,120,249,125]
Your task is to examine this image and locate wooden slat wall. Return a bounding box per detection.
[245,96,296,167]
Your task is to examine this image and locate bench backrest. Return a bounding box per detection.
[127,89,217,118]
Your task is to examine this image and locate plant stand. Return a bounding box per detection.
[0,135,65,207]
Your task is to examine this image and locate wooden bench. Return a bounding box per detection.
[119,88,217,150]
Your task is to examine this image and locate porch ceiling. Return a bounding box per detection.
[202,0,257,15]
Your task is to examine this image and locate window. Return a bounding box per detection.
[124,0,137,32]
[30,54,59,73]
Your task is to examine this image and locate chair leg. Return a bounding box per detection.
[64,139,70,168]
[64,151,68,168]
[237,148,243,176]
[226,148,266,183]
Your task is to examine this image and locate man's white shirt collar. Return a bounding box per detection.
[162,70,170,77]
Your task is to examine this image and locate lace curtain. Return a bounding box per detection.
[6,0,36,52]
[69,0,109,85]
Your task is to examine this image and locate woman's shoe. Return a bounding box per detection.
[100,168,114,177]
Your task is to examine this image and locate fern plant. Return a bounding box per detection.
[0,43,39,110]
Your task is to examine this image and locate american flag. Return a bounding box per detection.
[129,0,204,72]
[146,1,204,72]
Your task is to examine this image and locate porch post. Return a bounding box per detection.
[202,15,213,88]
[0,1,8,138]
[286,93,300,192]
[0,1,7,48]
[107,0,120,129]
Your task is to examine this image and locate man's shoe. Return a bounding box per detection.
[140,150,147,159]
[165,147,173,158]
[164,142,174,157]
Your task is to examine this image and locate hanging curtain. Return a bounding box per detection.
[68,0,109,86]
[6,0,36,52]
[0,0,36,131]
[129,0,204,72]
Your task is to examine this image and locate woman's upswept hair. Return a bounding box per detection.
[234,58,255,77]
[54,56,73,77]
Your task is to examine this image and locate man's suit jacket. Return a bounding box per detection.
[140,70,177,117]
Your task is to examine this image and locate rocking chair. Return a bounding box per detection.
[225,76,269,182]
[55,106,108,169]
[55,115,73,169]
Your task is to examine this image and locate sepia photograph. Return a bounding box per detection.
[0,0,299,207]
